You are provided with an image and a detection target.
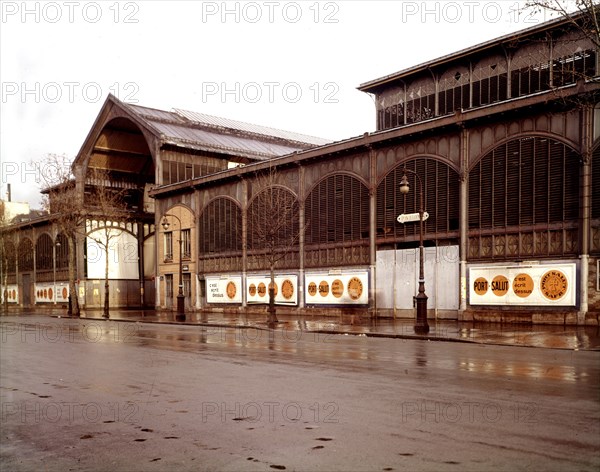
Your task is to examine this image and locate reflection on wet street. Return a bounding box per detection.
[2,314,599,472]
[6,316,596,388]
[79,309,600,350]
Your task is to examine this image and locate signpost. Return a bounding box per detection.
[397,212,429,224]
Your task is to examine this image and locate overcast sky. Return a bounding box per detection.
[1,0,564,208]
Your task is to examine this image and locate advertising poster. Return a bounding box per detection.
[246,275,298,306]
[305,271,369,305]
[206,276,243,304]
[55,283,70,303]
[3,285,18,304]
[35,283,56,303]
[469,263,576,306]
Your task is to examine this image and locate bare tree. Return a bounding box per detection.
[40,154,86,317]
[0,201,11,312]
[84,168,130,318]
[523,0,599,48]
[247,166,303,324]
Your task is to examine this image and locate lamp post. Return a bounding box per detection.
[399,168,430,334]
[161,213,185,321]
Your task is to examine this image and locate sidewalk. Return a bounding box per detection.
[3,307,600,351]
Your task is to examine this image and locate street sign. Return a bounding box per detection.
[397,212,429,224]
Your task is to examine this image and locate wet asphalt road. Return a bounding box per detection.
[1,315,599,471]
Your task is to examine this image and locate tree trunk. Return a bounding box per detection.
[103,240,110,318]
[1,261,7,314]
[267,265,277,324]
[68,235,80,316]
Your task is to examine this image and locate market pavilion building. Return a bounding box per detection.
[2,13,599,324]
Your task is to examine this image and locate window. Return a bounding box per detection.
[55,233,69,269]
[468,137,579,230]
[247,187,299,250]
[182,273,191,298]
[35,234,54,271]
[199,198,242,254]
[376,158,460,241]
[18,238,34,272]
[165,274,173,306]
[164,232,173,261]
[306,174,370,245]
[162,158,229,184]
[439,69,470,116]
[182,229,191,259]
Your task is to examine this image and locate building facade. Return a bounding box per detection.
[2,13,599,324]
[151,14,600,324]
[0,98,326,311]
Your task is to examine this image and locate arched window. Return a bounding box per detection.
[18,238,34,272]
[35,233,54,271]
[247,186,299,251]
[469,137,579,229]
[199,198,242,254]
[468,137,579,259]
[306,174,369,245]
[377,158,459,243]
[55,233,69,269]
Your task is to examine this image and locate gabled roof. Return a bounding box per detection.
[74,95,332,169]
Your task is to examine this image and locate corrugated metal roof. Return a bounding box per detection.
[173,108,331,146]
[152,121,304,159]
[124,103,330,160]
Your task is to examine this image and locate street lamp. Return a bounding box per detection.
[399,168,430,334]
[161,213,185,321]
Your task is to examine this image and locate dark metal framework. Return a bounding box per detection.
[4,240,16,275]
[377,158,460,244]
[304,173,370,268]
[592,144,600,255]
[468,137,580,260]
[306,174,370,245]
[162,158,226,185]
[377,39,597,130]
[35,233,53,271]
[17,238,33,272]
[55,233,69,269]
[198,197,242,273]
